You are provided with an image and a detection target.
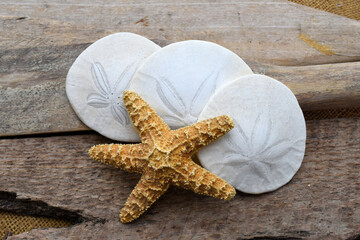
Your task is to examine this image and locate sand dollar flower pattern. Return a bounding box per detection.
[87,62,137,126]
[197,74,306,194]
[128,40,253,131]
[137,71,219,129]
[221,113,304,185]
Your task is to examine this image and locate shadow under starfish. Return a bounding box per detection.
[89,91,236,223]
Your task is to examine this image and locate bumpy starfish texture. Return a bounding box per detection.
[89,91,236,223]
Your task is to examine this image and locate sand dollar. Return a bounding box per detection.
[66,32,160,141]
[129,40,253,129]
[198,74,306,194]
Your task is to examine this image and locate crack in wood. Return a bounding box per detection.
[347,233,360,240]
[0,191,99,224]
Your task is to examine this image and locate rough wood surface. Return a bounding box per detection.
[0,117,359,239]
[265,62,360,111]
[0,12,360,137]
[1,0,360,65]
[1,0,360,239]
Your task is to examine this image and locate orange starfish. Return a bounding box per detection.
[89,91,236,223]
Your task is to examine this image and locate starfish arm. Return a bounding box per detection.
[120,170,171,223]
[123,91,171,141]
[171,115,234,157]
[89,143,149,173]
[171,159,236,200]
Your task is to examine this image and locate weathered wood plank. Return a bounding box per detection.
[1,1,359,239]
[1,117,359,239]
[264,62,360,111]
[0,15,359,137]
[1,0,360,137]
[1,0,360,66]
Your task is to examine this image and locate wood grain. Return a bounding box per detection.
[0,2,359,237]
[0,13,359,137]
[1,0,360,66]
[264,62,360,111]
[0,117,359,239]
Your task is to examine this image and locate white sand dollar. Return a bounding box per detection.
[198,74,306,194]
[129,40,253,129]
[66,32,160,141]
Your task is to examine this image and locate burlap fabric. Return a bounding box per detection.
[0,211,72,238]
[289,0,360,20]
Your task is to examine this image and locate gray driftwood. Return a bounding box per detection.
[0,0,359,239]
[1,1,360,137]
[0,118,359,239]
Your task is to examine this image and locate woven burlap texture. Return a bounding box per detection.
[289,0,360,20]
[0,211,72,238]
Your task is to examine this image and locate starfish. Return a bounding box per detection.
[89,91,236,223]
